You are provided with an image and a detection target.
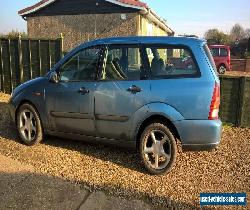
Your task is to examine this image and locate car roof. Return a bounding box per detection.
[209,45,230,48]
[79,36,205,48]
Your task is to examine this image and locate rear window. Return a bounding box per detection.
[203,44,217,73]
[143,45,200,78]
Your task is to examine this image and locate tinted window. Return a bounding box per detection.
[210,48,219,56]
[102,45,143,80]
[220,48,228,56]
[60,47,101,81]
[144,45,199,78]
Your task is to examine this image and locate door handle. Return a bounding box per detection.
[78,87,89,95]
[127,85,142,94]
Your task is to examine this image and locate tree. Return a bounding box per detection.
[204,29,220,40]
[0,30,27,38]
[245,29,250,39]
[230,23,246,41]
[204,29,230,45]
[248,37,250,52]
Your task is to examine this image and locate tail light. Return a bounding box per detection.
[208,83,220,120]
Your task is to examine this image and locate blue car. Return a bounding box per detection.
[9,36,222,175]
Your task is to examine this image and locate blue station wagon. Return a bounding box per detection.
[9,36,222,175]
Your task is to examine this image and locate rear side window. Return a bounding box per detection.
[210,48,219,56]
[144,45,200,78]
[203,44,217,73]
[220,48,228,56]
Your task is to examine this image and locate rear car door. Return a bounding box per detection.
[94,44,151,140]
[46,46,102,135]
[142,43,211,120]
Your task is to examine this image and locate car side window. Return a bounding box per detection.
[102,45,144,81]
[210,48,219,56]
[60,47,101,82]
[144,45,199,78]
[220,48,228,56]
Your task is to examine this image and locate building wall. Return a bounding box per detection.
[27,13,138,51]
[140,16,168,36]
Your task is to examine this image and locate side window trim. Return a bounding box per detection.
[140,45,151,79]
[58,45,104,82]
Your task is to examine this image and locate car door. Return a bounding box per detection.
[94,44,151,140]
[46,46,102,136]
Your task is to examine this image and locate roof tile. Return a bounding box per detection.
[18,0,147,15]
[117,0,147,8]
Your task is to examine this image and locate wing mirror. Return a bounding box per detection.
[49,71,60,83]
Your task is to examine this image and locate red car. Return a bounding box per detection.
[209,45,231,74]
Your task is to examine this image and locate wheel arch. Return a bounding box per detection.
[135,114,181,149]
[15,100,42,126]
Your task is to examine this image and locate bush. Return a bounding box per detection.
[0,30,27,38]
[244,51,250,59]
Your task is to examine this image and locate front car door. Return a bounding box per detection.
[46,46,103,136]
[94,44,151,141]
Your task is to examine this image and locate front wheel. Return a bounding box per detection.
[139,122,177,175]
[16,103,43,146]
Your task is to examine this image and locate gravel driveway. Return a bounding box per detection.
[0,92,249,209]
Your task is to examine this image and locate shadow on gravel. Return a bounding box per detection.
[44,135,146,173]
[0,102,19,141]
[0,100,146,174]
[0,171,209,210]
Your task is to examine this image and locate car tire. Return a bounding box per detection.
[218,65,226,74]
[139,122,177,175]
[16,103,43,146]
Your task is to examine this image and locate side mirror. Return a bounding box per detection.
[49,71,60,83]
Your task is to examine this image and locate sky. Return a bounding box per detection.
[0,0,249,37]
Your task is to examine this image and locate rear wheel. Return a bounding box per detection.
[218,65,226,74]
[139,122,177,175]
[16,103,43,146]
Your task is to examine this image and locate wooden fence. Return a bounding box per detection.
[231,58,250,72]
[0,36,63,93]
[0,39,249,127]
[220,75,250,127]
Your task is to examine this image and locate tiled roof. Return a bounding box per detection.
[18,0,148,16]
[117,0,147,8]
[18,0,51,15]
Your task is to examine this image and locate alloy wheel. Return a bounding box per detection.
[142,130,171,170]
[19,109,37,142]
[218,65,226,74]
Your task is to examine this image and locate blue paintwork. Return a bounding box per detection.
[9,36,222,150]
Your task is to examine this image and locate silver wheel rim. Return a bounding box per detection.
[219,66,226,74]
[19,109,37,142]
[143,130,171,170]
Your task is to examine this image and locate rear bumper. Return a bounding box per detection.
[175,119,222,151]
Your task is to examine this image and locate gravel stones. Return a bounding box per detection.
[0,93,249,209]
